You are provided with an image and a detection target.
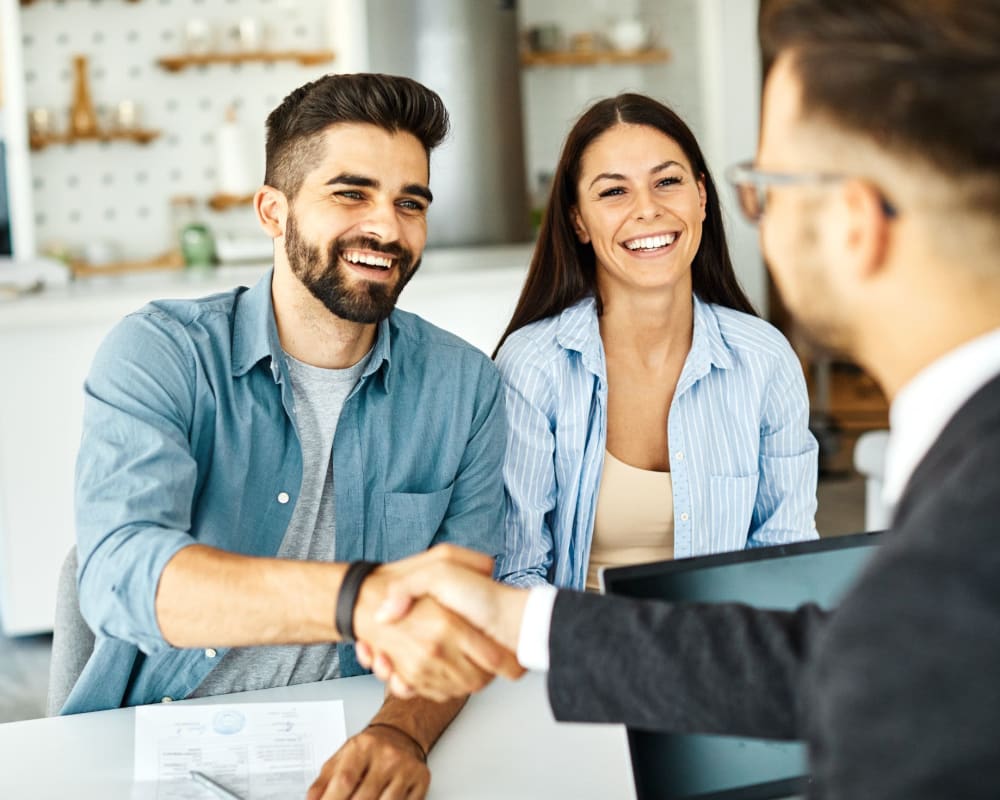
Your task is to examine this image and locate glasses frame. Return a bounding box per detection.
[724,160,898,224]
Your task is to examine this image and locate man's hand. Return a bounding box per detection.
[307,724,429,800]
[355,545,531,697]
[352,546,523,701]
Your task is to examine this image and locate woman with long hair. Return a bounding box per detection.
[495,94,818,590]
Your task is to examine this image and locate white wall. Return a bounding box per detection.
[697,0,766,314]
[519,0,704,197]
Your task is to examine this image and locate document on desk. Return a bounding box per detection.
[132,700,347,799]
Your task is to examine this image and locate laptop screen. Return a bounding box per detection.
[601,531,886,800]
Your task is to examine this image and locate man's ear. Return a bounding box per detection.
[570,207,590,244]
[839,179,893,281]
[255,185,288,239]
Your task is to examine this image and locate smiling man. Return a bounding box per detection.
[67,73,519,800]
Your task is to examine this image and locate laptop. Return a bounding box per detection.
[601,531,887,800]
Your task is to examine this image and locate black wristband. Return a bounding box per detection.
[335,560,381,643]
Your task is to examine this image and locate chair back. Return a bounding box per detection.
[47,547,95,716]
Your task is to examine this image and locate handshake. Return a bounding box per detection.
[350,546,531,701]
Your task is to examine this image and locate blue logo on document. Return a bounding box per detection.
[213,709,246,735]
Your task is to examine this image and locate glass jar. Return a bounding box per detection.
[171,197,217,269]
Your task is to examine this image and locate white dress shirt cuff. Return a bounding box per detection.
[516,584,558,671]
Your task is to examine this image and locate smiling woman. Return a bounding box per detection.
[493,94,820,592]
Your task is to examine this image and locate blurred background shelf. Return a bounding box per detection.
[156,50,335,72]
[66,249,183,278]
[208,192,255,212]
[28,128,161,152]
[521,48,671,67]
[21,0,140,4]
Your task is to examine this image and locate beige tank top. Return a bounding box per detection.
[585,449,675,591]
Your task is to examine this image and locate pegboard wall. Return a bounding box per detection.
[19,0,340,261]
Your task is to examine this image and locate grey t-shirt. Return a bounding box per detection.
[190,348,370,698]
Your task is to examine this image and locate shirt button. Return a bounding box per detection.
[205,648,217,658]
[277,492,290,504]
[675,451,685,461]
[680,512,689,522]
[161,696,173,703]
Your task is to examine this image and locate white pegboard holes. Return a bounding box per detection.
[20,0,333,259]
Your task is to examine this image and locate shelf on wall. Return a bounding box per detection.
[66,249,184,278]
[157,50,336,72]
[208,193,255,212]
[20,0,140,3]
[28,128,161,152]
[521,48,671,68]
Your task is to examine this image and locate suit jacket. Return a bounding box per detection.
[548,372,1000,799]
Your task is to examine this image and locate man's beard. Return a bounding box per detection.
[285,213,421,324]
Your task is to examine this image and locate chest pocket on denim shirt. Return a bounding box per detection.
[706,474,758,549]
[383,483,455,558]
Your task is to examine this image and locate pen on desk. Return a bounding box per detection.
[189,769,245,800]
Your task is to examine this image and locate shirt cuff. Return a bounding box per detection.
[516,584,558,672]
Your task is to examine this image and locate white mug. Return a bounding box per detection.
[608,19,651,52]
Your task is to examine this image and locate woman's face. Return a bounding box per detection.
[572,123,706,296]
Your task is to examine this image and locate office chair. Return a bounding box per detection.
[46,547,95,716]
[853,429,891,531]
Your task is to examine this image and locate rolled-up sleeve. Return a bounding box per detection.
[494,339,558,587]
[75,311,200,654]
[749,340,819,546]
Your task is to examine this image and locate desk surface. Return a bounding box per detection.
[0,672,635,799]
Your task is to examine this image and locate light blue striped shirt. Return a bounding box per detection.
[495,295,818,589]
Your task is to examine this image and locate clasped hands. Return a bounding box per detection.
[351,545,530,700]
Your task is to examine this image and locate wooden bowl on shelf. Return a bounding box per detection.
[66,249,184,278]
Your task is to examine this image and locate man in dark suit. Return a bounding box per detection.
[354,1,1000,797]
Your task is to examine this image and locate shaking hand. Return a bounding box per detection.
[351,546,524,701]
[355,545,531,698]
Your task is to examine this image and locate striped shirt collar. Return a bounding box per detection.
[554,293,735,384]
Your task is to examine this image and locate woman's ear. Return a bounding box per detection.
[698,175,707,220]
[570,207,590,244]
[255,185,287,238]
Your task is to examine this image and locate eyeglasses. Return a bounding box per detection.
[724,160,898,224]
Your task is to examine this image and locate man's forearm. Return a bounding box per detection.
[155,544,349,647]
[368,693,469,759]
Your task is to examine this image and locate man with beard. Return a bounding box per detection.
[359,2,1000,797]
[66,73,520,800]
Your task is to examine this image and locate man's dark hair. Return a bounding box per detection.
[264,72,450,199]
[759,0,1000,212]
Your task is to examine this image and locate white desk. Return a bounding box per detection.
[0,672,635,799]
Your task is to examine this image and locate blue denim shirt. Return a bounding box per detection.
[64,271,505,714]
[495,295,818,589]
